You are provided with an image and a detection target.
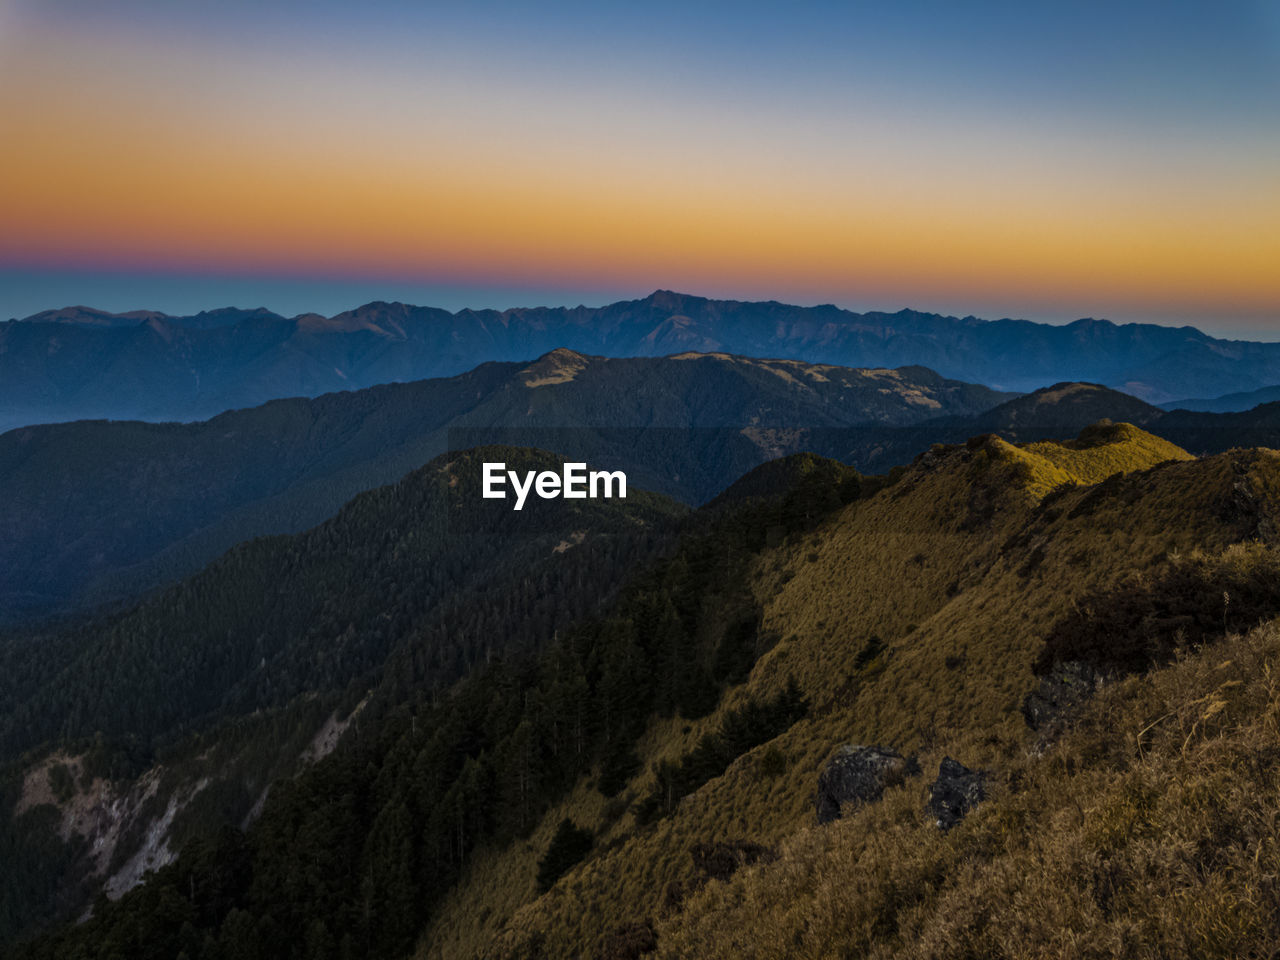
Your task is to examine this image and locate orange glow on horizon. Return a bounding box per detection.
[2,18,1277,324]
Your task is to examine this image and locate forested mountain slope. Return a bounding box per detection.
[0,447,683,944]
[0,447,682,763]
[3,452,860,955]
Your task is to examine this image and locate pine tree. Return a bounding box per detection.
[535,819,594,893]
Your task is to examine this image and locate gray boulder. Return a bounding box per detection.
[927,757,988,830]
[1022,660,1107,732]
[815,745,921,824]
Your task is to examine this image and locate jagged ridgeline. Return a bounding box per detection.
[13,425,1280,959]
[13,290,1280,431]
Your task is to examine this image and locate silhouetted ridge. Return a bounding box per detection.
[8,290,1280,431]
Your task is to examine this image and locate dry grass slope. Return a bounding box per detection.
[419,426,1280,959]
[657,621,1280,959]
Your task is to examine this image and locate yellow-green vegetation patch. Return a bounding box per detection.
[1026,421,1192,486]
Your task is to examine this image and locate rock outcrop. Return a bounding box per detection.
[1022,660,1107,733]
[815,745,921,824]
[927,757,988,830]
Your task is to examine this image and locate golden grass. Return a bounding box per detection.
[657,621,1280,959]
[1025,421,1191,486]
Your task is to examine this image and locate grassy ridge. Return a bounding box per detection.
[444,426,1280,958]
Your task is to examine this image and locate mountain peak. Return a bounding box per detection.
[540,347,588,360]
[520,348,592,387]
[977,381,1164,430]
[643,289,704,311]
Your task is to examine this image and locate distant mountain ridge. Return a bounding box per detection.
[826,382,1165,471]
[816,381,1280,474]
[0,351,1008,620]
[5,290,1280,431]
[1160,384,1280,413]
[10,345,1280,625]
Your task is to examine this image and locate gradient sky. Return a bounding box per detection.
[1,0,1277,334]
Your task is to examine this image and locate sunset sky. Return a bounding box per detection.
[1,0,1277,334]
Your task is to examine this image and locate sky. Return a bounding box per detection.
[1,0,1277,336]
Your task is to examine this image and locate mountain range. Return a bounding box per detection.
[7,291,1280,958]
[6,290,1280,432]
[11,347,1280,626]
[0,352,1007,621]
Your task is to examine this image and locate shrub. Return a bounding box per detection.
[1036,543,1280,675]
[637,681,807,822]
[756,746,786,778]
[536,819,594,893]
[47,764,75,804]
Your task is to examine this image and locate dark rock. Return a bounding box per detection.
[1022,660,1107,732]
[927,757,988,830]
[815,744,921,824]
[1221,452,1280,544]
